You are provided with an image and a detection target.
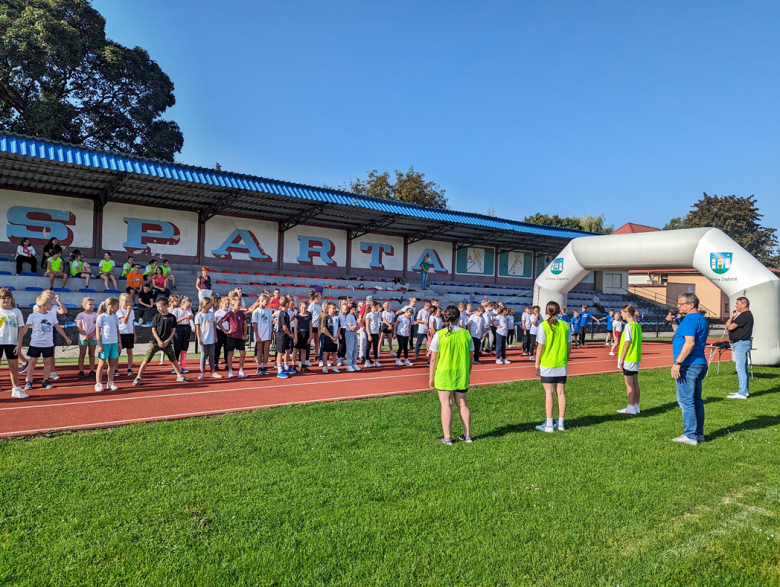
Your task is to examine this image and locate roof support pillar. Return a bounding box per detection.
[347,214,401,240]
[279,203,327,232]
[199,191,239,223]
[95,172,126,211]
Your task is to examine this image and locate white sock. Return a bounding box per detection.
[284,363,288,369]
[632,404,639,409]
[546,418,553,427]
[558,418,564,427]
[277,365,283,373]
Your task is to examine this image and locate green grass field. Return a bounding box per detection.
[2,365,779,586]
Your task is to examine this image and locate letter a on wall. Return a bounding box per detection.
[211,229,272,262]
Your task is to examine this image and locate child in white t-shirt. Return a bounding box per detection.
[24,294,71,391]
[95,297,121,392]
[251,294,273,375]
[116,293,136,376]
[380,301,395,358]
[194,297,221,379]
[0,288,25,397]
[76,296,97,379]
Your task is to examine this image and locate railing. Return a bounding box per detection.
[628,285,717,319]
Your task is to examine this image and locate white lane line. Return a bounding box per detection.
[0,365,672,437]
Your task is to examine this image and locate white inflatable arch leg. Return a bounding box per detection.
[533,227,780,366]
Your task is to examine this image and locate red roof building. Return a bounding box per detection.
[611,223,661,235]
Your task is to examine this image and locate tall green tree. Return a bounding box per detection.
[523,213,584,231]
[670,193,778,266]
[576,213,614,234]
[0,0,183,160]
[341,167,448,209]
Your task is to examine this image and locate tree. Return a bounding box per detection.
[674,193,778,266]
[523,213,584,231]
[0,0,183,160]
[486,207,497,217]
[341,166,448,209]
[576,213,614,234]
[663,217,684,231]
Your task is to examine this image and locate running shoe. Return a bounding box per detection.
[404,359,412,366]
[347,365,355,372]
[496,359,503,364]
[535,423,554,433]
[176,375,191,382]
[181,368,190,374]
[617,406,639,415]
[727,393,748,400]
[77,371,85,379]
[554,420,565,431]
[528,356,534,361]
[255,367,263,375]
[319,360,324,367]
[395,359,403,366]
[126,369,133,376]
[11,387,28,399]
[49,372,60,381]
[436,436,453,445]
[609,352,615,356]
[42,380,53,389]
[503,359,512,364]
[228,371,235,378]
[24,381,32,391]
[211,372,223,379]
[94,383,104,392]
[696,435,706,442]
[353,365,361,371]
[132,377,142,386]
[113,369,120,378]
[108,382,119,391]
[390,351,397,357]
[458,434,473,443]
[285,367,297,375]
[671,435,698,446]
[198,372,205,380]
[364,361,372,368]
[332,366,340,373]
[19,363,28,374]
[322,367,328,374]
[237,370,247,378]
[277,371,289,379]
[305,360,311,367]
[373,361,381,367]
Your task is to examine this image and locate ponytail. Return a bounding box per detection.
[546,301,560,326]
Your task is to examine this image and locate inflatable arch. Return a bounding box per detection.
[534,227,780,366]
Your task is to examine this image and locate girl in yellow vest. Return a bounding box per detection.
[98,252,118,291]
[45,250,68,290]
[429,305,474,444]
[617,304,643,415]
[534,301,572,433]
[69,250,92,288]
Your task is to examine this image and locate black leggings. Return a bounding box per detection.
[16,255,36,274]
[338,329,346,358]
[174,324,192,357]
[397,335,409,359]
[368,335,380,360]
[215,329,228,366]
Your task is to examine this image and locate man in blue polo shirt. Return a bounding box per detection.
[578,304,603,347]
[670,292,709,445]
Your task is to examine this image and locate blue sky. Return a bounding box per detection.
[94,0,779,231]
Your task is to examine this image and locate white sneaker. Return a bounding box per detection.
[108,382,119,391]
[609,352,615,356]
[319,360,324,367]
[554,420,565,431]
[322,367,328,374]
[338,359,344,366]
[390,351,397,357]
[504,359,512,364]
[374,361,381,367]
[228,370,235,378]
[237,370,247,378]
[496,359,503,364]
[11,387,28,399]
[535,423,554,433]
[353,365,361,371]
[605,342,610,346]
[364,361,372,368]
[727,392,748,400]
[198,373,205,380]
[94,383,104,392]
[49,372,60,381]
[327,361,332,367]
[404,359,413,366]
[617,406,638,415]
[158,360,164,366]
[671,435,698,446]
[305,360,311,367]
[332,366,340,373]
[346,365,355,372]
[395,359,403,366]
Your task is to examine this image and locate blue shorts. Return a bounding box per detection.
[79,339,97,346]
[99,343,120,360]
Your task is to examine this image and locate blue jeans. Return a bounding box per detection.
[421,271,428,289]
[732,340,751,397]
[495,333,506,360]
[675,363,708,439]
[345,330,358,366]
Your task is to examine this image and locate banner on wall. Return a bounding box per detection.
[283,225,347,268]
[351,235,404,271]
[205,215,277,263]
[0,190,94,248]
[455,246,495,276]
[408,239,451,274]
[102,202,198,257]
[498,250,533,278]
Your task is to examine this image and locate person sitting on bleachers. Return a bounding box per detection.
[45,249,68,290]
[98,252,118,291]
[69,250,93,288]
[143,260,158,284]
[136,283,155,325]
[151,266,171,300]
[41,237,61,273]
[161,259,176,290]
[125,263,144,303]
[15,237,37,274]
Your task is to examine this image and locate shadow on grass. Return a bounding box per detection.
[747,385,780,398]
[480,396,730,439]
[706,414,780,441]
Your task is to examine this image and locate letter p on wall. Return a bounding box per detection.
[122,217,181,254]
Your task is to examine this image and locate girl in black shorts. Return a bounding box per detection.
[293,300,311,371]
[275,297,294,378]
[320,302,340,374]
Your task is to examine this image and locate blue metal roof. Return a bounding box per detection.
[0,132,592,241]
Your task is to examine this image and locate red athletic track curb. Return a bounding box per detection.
[0,342,675,438]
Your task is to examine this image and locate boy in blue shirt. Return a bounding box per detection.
[578,304,603,347]
[605,310,615,346]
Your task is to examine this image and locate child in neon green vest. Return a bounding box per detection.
[98,252,118,291]
[534,301,572,433]
[617,304,643,415]
[429,305,474,444]
[69,250,92,288]
[45,250,68,290]
[161,259,177,290]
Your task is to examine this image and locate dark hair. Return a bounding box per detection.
[546,301,560,326]
[162,259,169,264]
[156,297,168,305]
[736,296,750,308]
[442,305,460,327]
[156,266,164,275]
[621,304,636,317]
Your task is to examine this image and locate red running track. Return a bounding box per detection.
[0,342,675,438]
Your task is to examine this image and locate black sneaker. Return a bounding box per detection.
[255,367,263,375]
[473,361,483,365]
[436,436,453,445]
[114,369,120,377]
[458,434,473,443]
[126,369,133,376]
[88,370,95,378]
[301,366,310,372]
[77,371,85,379]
